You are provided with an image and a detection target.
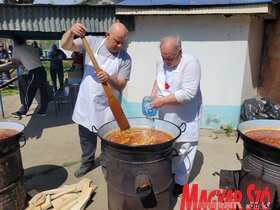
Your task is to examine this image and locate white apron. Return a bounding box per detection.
[156,59,202,185]
[72,39,120,131]
[156,62,202,143]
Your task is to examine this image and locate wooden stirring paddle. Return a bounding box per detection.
[81,37,130,131]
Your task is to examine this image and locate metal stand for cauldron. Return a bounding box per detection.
[219,120,280,210]
[101,145,174,210]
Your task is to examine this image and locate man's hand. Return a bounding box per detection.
[151,94,180,108]
[96,68,127,92]
[0,59,7,64]
[151,97,166,109]
[61,23,86,52]
[11,58,21,66]
[96,69,110,83]
[69,23,87,38]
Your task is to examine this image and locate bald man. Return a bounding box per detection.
[150,36,202,196]
[61,23,132,178]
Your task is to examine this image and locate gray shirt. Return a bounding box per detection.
[74,36,131,80]
[12,45,42,71]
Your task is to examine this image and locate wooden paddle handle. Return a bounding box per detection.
[81,37,113,98]
[81,37,101,74]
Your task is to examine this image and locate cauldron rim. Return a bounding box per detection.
[0,122,25,144]
[237,120,280,150]
[97,117,182,149]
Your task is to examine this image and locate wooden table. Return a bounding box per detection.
[41,58,73,62]
[0,62,16,73]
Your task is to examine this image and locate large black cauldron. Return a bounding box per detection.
[237,120,280,209]
[237,119,280,163]
[97,118,185,210]
[0,122,26,210]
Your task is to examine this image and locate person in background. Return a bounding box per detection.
[11,35,49,117]
[70,51,84,76]
[61,22,132,178]
[0,43,10,80]
[48,44,67,91]
[0,43,9,64]
[150,36,202,196]
[8,45,13,60]
[32,41,43,58]
[8,44,29,103]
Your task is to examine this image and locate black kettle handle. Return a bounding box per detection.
[236,132,240,143]
[179,122,186,132]
[19,135,26,148]
[91,125,98,134]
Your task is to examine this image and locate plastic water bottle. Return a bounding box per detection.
[142,96,158,117]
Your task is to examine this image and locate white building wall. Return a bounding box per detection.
[122,15,263,128]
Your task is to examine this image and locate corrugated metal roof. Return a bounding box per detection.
[0,4,134,40]
[116,2,278,19]
[116,0,276,6]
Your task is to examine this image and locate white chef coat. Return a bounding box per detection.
[156,53,202,184]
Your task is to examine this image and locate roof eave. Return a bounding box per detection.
[116,3,278,20]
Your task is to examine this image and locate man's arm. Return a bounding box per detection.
[61,23,86,52]
[11,58,21,66]
[96,69,128,92]
[151,80,158,98]
[107,76,128,92]
[151,93,180,108]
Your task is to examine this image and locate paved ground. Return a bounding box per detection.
[1,94,244,210]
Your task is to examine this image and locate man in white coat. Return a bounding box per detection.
[150,36,202,196]
[61,23,132,178]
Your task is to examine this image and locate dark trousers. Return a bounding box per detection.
[19,66,48,113]
[18,74,29,105]
[78,124,97,166]
[50,66,64,91]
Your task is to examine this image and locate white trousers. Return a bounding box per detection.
[172,141,198,185]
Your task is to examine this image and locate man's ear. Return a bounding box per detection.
[105,32,109,37]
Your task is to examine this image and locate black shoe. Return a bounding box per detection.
[11,111,26,118]
[173,183,184,197]
[74,163,95,178]
[37,111,47,117]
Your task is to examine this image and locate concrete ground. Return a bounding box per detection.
[1,94,244,210]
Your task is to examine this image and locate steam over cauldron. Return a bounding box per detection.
[220,120,280,210]
[96,118,185,210]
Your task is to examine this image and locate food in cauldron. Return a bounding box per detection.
[0,128,19,140]
[105,127,173,145]
[245,129,280,148]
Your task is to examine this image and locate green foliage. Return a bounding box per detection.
[226,124,235,137]
[35,40,59,51]
[1,87,18,97]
